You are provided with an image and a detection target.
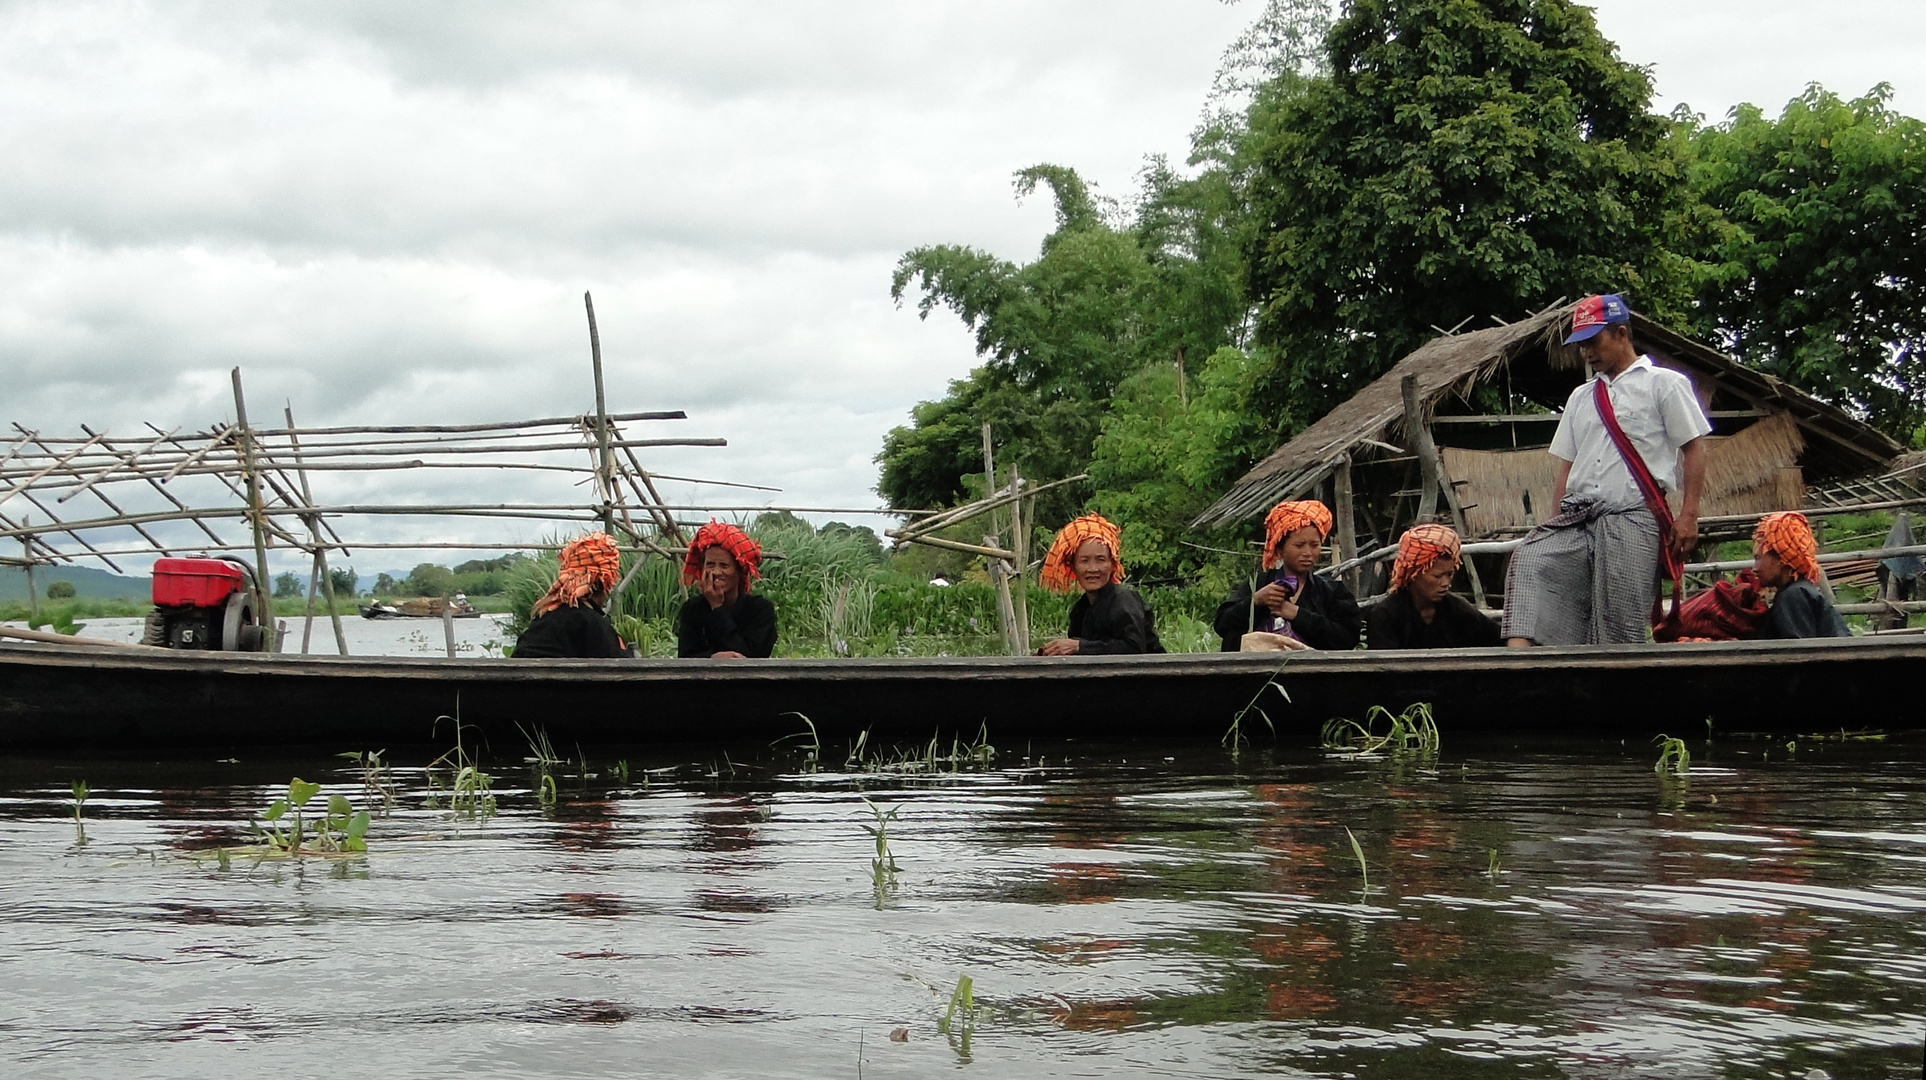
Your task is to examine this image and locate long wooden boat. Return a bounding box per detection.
[2,636,1920,752]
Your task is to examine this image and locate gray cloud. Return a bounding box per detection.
[2,0,1921,577]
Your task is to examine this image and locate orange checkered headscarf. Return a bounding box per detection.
[1263,500,1332,568]
[532,532,622,618]
[1754,511,1821,583]
[682,520,763,591]
[1390,523,1461,592]
[1039,514,1124,593]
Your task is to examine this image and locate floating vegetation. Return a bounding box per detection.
[70,780,88,845]
[860,798,900,909]
[338,750,397,816]
[1321,703,1440,756]
[1487,847,1502,883]
[1653,734,1691,776]
[247,777,370,856]
[1223,668,1289,750]
[822,723,997,776]
[612,759,630,784]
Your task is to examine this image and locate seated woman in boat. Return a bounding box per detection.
[677,521,778,658]
[1213,500,1360,651]
[1366,524,1502,649]
[513,532,635,658]
[1750,511,1850,639]
[1035,514,1164,655]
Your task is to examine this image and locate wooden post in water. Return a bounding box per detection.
[229,369,275,652]
[442,601,457,659]
[585,291,618,538]
[287,405,348,656]
[1333,452,1360,594]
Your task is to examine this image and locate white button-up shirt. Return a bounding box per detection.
[1549,356,1711,505]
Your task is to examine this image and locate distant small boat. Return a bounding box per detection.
[361,598,481,620]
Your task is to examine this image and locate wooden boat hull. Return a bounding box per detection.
[2,637,1920,752]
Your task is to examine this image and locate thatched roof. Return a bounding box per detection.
[1192,301,1907,529]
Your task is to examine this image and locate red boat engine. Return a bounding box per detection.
[140,557,266,651]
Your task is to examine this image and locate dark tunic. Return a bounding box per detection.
[512,604,633,659]
[677,593,778,658]
[1759,579,1851,639]
[1065,583,1165,655]
[1366,590,1503,650]
[1214,570,1361,652]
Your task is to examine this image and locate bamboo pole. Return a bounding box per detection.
[1333,451,1359,594]
[79,429,230,550]
[982,423,1020,655]
[57,427,175,504]
[1401,374,1486,606]
[1009,466,1030,653]
[286,405,348,657]
[230,368,275,652]
[0,625,165,650]
[22,525,35,620]
[243,410,688,438]
[585,291,618,537]
[887,472,1088,545]
[0,431,107,508]
[157,426,234,482]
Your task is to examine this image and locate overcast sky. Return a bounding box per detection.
[2,0,1919,576]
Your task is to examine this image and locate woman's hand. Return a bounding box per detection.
[710,650,747,659]
[1037,638,1081,656]
[700,575,732,610]
[1254,579,1305,621]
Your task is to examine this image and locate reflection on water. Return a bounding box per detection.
[1,737,1923,1078]
[1,613,514,657]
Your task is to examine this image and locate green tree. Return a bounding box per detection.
[45,580,76,600]
[1089,347,1274,576]
[1679,84,1926,438]
[329,566,359,597]
[402,563,457,598]
[273,571,303,598]
[1243,0,1687,433]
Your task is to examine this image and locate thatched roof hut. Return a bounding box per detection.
[1193,302,1906,550]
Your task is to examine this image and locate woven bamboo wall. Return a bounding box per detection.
[1441,412,1805,534]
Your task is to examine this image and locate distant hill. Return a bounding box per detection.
[0,565,151,602]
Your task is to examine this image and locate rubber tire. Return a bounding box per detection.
[140,609,170,647]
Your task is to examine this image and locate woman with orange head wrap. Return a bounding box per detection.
[677,521,778,658]
[513,532,635,658]
[1035,514,1164,655]
[1212,500,1361,651]
[1365,524,1501,649]
[1751,512,1849,638]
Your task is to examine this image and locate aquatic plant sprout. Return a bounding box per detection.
[1654,734,1691,775]
[1322,703,1440,756]
[69,780,88,845]
[1223,664,1290,749]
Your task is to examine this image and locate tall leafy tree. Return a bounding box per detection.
[1679,85,1926,439]
[1243,0,1687,433]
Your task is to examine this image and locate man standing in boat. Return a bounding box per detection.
[1504,295,1710,646]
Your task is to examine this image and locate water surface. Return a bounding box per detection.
[2,734,1922,1078]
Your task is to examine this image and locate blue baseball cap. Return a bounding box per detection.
[1565,294,1630,344]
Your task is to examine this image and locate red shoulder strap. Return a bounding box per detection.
[1591,378,1684,618]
